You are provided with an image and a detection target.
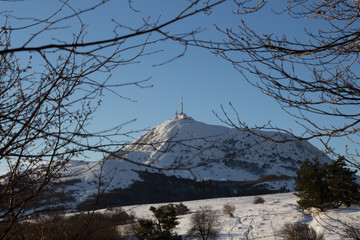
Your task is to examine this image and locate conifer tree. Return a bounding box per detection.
[294,158,334,211]
[134,204,182,240]
[325,156,360,208]
[294,157,360,211]
[149,205,180,235]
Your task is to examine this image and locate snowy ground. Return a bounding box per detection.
[123,192,360,239]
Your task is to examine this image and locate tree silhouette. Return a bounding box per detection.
[0,1,226,238]
[133,204,182,240]
[202,0,360,169]
[325,156,360,208]
[294,158,333,211]
[294,156,360,211]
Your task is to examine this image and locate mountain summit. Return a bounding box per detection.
[119,116,329,179]
[62,115,330,209]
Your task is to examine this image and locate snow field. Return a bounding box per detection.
[123,192,360,240]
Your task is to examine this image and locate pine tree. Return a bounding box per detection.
[294,158,334,211]
[150,205,180,235]
[134,204,182,240]
[294,157,360,211]
[325,156,360,208]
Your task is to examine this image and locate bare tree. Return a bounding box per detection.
[278,222,325,240]
[0,0,227,238]
[222,203,235,217]
[195,0,360,168]
[196,2,360,234]
[187,206,220,240]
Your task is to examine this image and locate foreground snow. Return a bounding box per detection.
[123,192,360,240]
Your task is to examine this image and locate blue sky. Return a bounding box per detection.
[1,0,352,161]
[83,1,300,137]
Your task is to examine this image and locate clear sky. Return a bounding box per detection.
[1,0,353,162]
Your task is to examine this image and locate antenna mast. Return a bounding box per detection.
[181,95,183,115]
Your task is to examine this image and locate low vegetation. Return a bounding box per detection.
[174,202,190,216]
[0,207,135,240]
[253,196,265,204]
[342,223,360,240]
[187,206,220,240]
[156,203,190,216]
[278,222,325,240]
[222,203,236,217]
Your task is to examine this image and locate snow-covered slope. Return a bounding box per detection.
[123,192,360,240]
[116,117,329,181]
[59,116,330,209]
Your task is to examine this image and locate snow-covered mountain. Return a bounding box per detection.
[118,117,329,181]
[60,115,330,210]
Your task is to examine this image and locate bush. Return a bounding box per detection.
[175,202,190,215]
[187,206,220,240]
[0,211,130,240]
[157,203,190,216]
[105,206,135,225]
[253,196,265,204]
[278,222,325,240]
[222,203,236,217]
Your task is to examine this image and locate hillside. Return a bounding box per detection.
[123,192,360,240]
[118,117,329,180]
[59,116,331,210]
